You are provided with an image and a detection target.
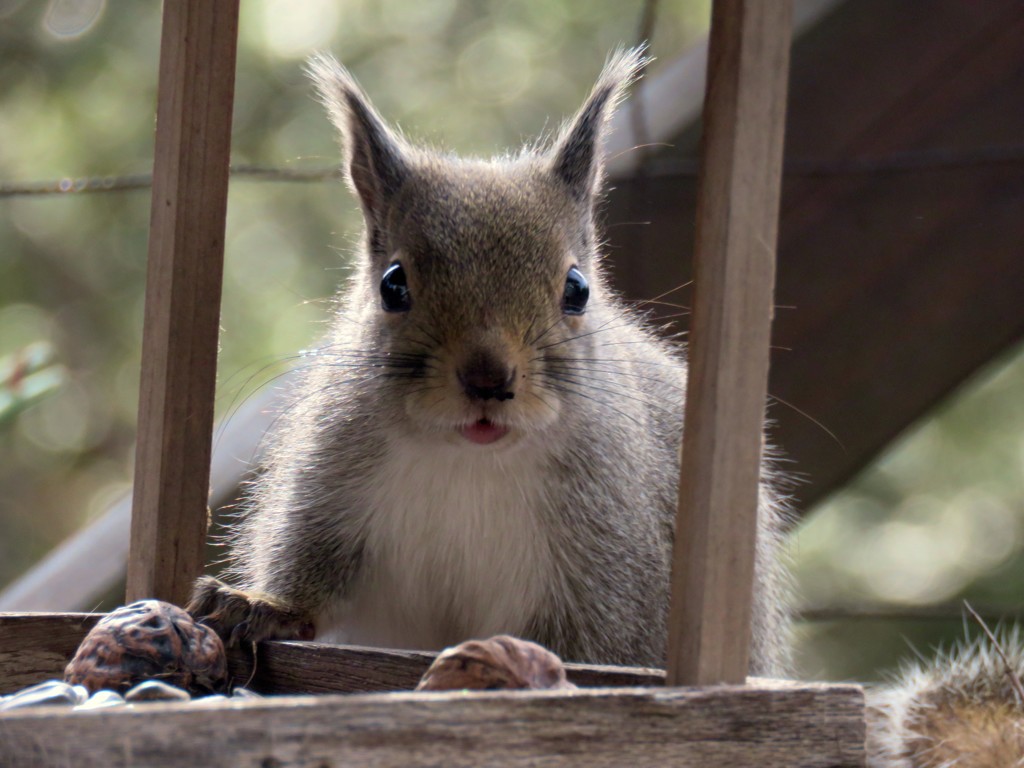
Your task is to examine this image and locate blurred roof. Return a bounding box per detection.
[604,0,1024,510]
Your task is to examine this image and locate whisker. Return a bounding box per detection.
[408,320,442,346]
[218,351,304,398]
[535,370,675,415]
[767,394,846,451]
[403,383,446,398]
[213,359,318,456]
[540,361,685,391]
[527,388,560,416]
[643,311,690,321]
[540,355,682,368]
[534,379,646,430]
[248,371,391,463]
[596,334,689,347]
[529,316,565,347]
[536,321,650,351]
[623,298,691,311]
[214,353,308,447]
[634,280,694,308]
[522,317,538,345]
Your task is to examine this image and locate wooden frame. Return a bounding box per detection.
[669,0,793,686]
[0,615,864,766]
[0,0,866,765]
[127,0,240,607]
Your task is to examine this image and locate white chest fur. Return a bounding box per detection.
[315,435,555,650]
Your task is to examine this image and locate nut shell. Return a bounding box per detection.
[416,635,576,692]
[64,600,227,694]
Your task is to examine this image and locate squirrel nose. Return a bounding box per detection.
[458,353,516,402]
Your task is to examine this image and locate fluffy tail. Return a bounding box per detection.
[867,629,1024,767]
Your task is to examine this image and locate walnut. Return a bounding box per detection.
[416,635,577,692]
[64,600,227,695]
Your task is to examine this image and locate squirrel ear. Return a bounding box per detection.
[549,47,647,203]
[307,53,408,224]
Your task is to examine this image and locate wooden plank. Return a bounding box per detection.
[667,0,793,686]
[0,613,100,694]
[0,682,865,768]
[0,614,663,695]
[227,641,665,695]
[0,615,865,766]
[127,0,240,605]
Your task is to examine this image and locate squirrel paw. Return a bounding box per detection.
[186,576,316,647]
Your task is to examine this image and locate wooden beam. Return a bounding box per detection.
[127,1,240,605]
[0,613,865,766]
[226,642,665,695]
[0,681,864,767]
[0,613,663,696]
[0,613,100,694]
[667,0,793,685]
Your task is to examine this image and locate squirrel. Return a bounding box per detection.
[186,48,1024,765]
[867,629,1024,766]
[187,47,792,676]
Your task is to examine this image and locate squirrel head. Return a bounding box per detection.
[308,49,646,449]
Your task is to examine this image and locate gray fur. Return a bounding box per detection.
[220,48,792,673]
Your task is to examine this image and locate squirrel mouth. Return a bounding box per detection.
[459,418,509,445]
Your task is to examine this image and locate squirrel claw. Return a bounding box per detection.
[186,575,315,647]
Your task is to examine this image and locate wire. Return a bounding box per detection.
[0,164,343,199]
[798,602,1024,624]
[2,145,1021,200]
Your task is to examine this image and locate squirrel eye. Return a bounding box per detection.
[562,266,589,315]
[380,262,412,312]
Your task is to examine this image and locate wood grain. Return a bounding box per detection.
[127,0,240,606]
[0,681,865,767]
[227,641,666,694]
[0,614,865,766]
[0,613,100,694]
[0,614,664,695]
[667,0,793,686]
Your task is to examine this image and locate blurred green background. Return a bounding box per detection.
[1,0,1021,683]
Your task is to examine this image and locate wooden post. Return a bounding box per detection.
[127,1,240,605]
[666,0,793,685]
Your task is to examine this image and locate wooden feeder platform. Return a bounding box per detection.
[0,1,866,765]
[0,613,863,766]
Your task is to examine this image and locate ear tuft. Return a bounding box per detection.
[550,46,648,203]
[307,52,408,224]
